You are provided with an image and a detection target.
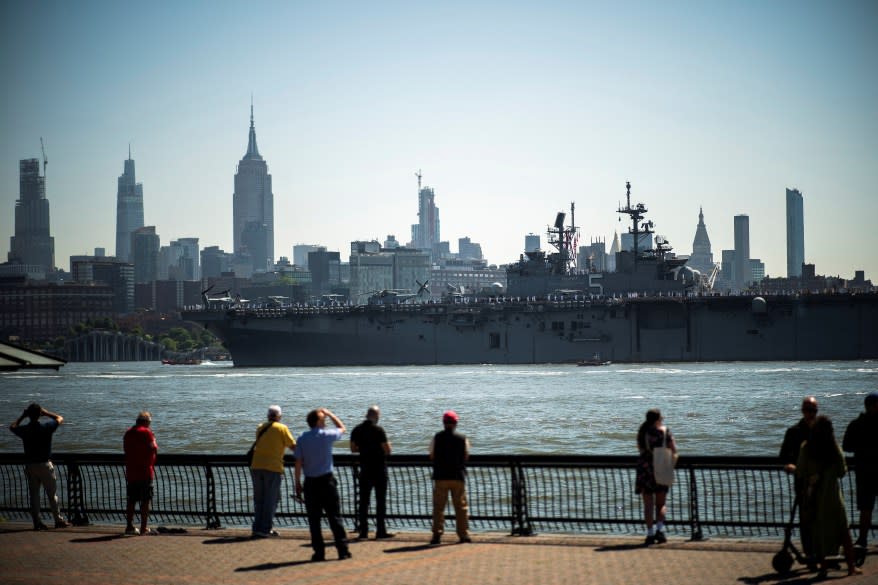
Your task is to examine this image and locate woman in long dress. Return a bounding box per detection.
[635,408,676,545]
[796,415,862,577]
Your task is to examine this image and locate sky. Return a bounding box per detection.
[2,0,877,279]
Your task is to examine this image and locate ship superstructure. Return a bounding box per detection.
[506,182,695,298]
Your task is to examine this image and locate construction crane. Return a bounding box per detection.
[40,137,48,177]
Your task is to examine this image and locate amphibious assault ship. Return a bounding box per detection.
[183,184,878,366]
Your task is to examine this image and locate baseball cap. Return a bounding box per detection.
[443,410,459,424]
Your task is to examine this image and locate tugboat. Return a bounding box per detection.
[161,358,202,365]
[577,353,611,367]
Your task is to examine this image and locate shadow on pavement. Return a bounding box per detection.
[384,543,446,554]
[235,560,317,571]
[737,569,831,584]
[69,534,127,543]
[594,543,647,552]
[202,536,254,544]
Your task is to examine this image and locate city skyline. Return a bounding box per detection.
[2,1,877,279]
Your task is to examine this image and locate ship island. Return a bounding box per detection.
[183,183,878,367]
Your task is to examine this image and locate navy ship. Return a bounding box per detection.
[183,184,878,366]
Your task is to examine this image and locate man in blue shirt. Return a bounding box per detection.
[9,402,71,530]
[295,407,351,562]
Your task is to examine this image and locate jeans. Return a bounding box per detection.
[357,469,388,535]
[251,468,282,535]
[432,479,469,539]
[25,461,64,525]
[304,474,349,555]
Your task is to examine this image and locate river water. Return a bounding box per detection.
[1,360,875,456]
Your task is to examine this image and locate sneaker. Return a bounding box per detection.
[310,552,326,562]
[338,549,352,560]
[140,528,156,536]
[252,530,278,538]
[654,531,667,544]
[34,522,48,531]
[430,534,441,545]
[355,532,369,540]
[459,536,472,544]
[125,525,139,536]
[644,534,655,546]
[54,519,71,528]
[375,532,396,539]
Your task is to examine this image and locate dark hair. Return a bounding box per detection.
[865,392,878,409]
[809,416,841,465]
[637,409,662,452]
[25,403,41,420]
[306,409,320,428]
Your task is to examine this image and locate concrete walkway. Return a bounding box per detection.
[0,524,874,585]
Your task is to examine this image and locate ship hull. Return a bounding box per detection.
[183,294,878,367]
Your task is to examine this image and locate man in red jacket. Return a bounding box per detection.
[123,412,158,535]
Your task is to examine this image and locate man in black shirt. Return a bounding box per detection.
[429,410,471,545]
[9,403,71,530]
[843,391,878,551]
[350,405,394,539]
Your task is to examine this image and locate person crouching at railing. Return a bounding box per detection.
[635,408,677,546]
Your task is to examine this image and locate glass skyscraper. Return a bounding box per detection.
[115,149,144,263]
[785,188,804,278]
[733,214,750,289]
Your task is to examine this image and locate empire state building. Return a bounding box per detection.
[233,105,274,273]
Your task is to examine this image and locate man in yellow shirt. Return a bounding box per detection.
[250,405,296,538]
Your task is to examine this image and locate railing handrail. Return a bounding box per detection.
[0,452,807,465]
[1,452,872,540]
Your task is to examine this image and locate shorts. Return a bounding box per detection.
[127,480,154,504]
[856,471,878,511]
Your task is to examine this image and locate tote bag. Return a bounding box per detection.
[653,429,677,487]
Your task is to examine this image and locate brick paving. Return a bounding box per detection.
[0,523,875,585]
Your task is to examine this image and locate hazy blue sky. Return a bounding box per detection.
[2,0,877,279]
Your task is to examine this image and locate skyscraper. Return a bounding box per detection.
[410,172,440,258]
[607,232,620,272]
[9,158,54,271]
[786,188,805,278]
[132,226,159,284]
[233,104,274,273]
[688,207,714,275]
[115,148,144,262]
[733,214,750,290]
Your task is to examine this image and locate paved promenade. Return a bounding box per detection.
[0,523,874,585]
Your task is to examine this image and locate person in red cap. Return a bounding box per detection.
[428,410,471,545]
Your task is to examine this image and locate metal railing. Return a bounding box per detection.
[1,453,873,540]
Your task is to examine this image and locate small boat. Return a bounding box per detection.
[577,353,611,367]
[161,358,202,366]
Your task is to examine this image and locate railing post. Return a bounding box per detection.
[65,460,90,526]
[687,463,703,541]
[350,462,361,534]
[510,460,533,536]
[204,463,221,529]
